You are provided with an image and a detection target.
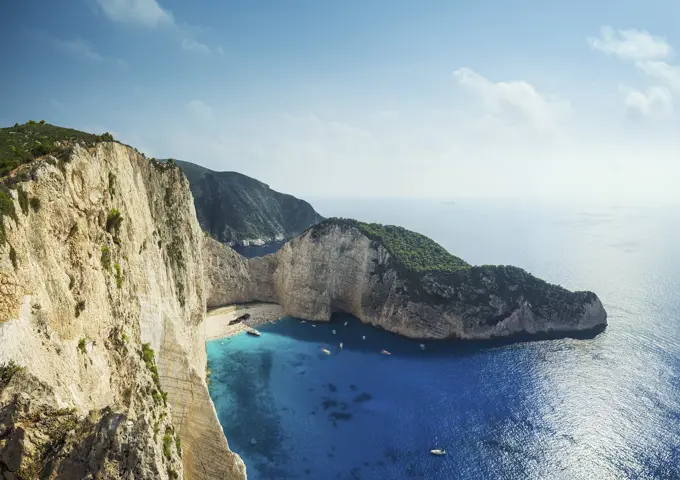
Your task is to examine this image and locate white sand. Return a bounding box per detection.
[205,303,285,340]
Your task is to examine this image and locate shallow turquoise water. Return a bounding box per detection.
[207,200,680,479]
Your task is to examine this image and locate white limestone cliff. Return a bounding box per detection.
[0,143,245,479]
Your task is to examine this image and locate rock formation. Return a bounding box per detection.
[0,137,245,479]
[206,219,607,340]
[172,160,324,248]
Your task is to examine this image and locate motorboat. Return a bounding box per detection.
[332,329,336,334]
[430,449,446,456]
[339,342,343,349]
[321,348,331,355]
[381,350,391,356]
[246,328,261,337]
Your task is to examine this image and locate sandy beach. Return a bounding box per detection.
[206,302,285,340]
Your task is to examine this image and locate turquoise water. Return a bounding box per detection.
[207,199,680,479]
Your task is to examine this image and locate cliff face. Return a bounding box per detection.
[0,142,245,479]
[207,221,606,340]
[173,160,323,247]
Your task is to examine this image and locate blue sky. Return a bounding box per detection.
[1,0,679,202]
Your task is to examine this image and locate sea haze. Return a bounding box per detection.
[207,199,680,479]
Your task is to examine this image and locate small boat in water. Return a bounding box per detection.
[332,329,336,334]
[430,449,446,456]
[362,336,366,340]
[321,348,331,355]
[420,344,425,350]
[344,321,348,326]
[340,342,343,349]
[381,350,391,356]
[246,328,261,337]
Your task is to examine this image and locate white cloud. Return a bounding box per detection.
[181,38,211,54]
[636,61,680,92]
[186,100,213,120]
[588,26,671,60]
[620,86,674,119]
[96,0,174,27]
[453,67,570,133]
[54,38,104,61]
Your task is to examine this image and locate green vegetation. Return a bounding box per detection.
[0,122,112,177]
[108,172,116,196]
[29,196,40,212]
[175,436,181,457]
[100,132,114,142]
[0,359,23,391]
[141,343,167,405]
[75,300,86,318]
[0,186,16,245]
[77,338,87,354]
[163,426,174,459]
[316,218,470,274]
[100,245,111,270]
[105,208,123,236]
[114,263,123,289]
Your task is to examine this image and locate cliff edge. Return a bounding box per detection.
[0,123,245,479]
[207,218,607,340]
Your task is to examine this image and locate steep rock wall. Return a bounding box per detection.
[225,224,607,340]
[0,143,245,479]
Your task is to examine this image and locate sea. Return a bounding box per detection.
[206,198,680,480]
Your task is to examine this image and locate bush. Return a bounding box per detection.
[0,360,23,391]
[106,208,123,235]
[77,338,87,354]
[39,120,46,125]
[27,120,37,125]
[100,245,111,270]
[114,263,123,289]
[29,197,40,212]
[163,426,174,459]
[100,132,114,142]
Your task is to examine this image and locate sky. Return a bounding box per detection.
[1,0,679,203]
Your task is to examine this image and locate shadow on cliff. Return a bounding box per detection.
[255,313,607,359]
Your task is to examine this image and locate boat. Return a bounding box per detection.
[332,329,336,334]
[344,321,348,326]
[420,344,425,350]
[312,324,317,328]
[381,350,391,356]
[340,342,343,349]
[301,320,306,323]
[362,336,366,340]
[430,449,446,456]
[246,328,261,337]
[321,348,331,355]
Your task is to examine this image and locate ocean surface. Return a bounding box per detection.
[207,199,680,480]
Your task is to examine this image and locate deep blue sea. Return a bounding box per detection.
[207,199,680,480]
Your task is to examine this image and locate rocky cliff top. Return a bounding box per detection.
[173,159,324,246]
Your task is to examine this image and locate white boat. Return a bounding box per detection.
[321,348,331,355]
[362,336,366,340]
[340,342,343,349]
[246,328,261,337]
[312,324,316,328]
[420,344,425,350]
[381,350,391,356]
[344,321,348,326]
[332,329,336,334]
[430,449,446,456]
[301,320,306,323]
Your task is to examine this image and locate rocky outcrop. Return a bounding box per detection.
[206,220,606,340]
[0,142,245,479]
[173,160,324,247]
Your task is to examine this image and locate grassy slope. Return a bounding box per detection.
[0,121,110,177]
